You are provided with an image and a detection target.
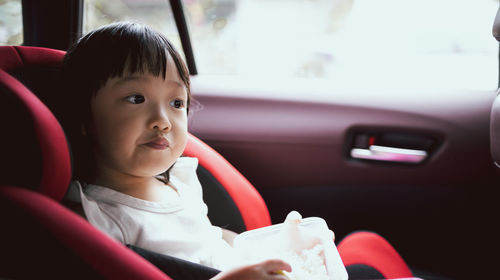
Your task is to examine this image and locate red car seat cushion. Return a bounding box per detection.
[338,231,413,279]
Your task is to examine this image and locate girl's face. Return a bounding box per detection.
[89,55,188,182]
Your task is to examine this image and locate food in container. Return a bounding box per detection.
[234,211,348,280]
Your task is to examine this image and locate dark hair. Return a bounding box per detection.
[59,22,191,184]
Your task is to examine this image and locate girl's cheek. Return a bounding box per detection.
[175,111,189,125]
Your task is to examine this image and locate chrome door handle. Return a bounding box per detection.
[350,145,428,164]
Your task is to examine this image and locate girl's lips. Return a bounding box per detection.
[144,138,170,150]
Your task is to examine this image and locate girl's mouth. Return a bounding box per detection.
[144,137,170,150]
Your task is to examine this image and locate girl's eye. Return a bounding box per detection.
[170,99,185,109]
[125,94,145,104]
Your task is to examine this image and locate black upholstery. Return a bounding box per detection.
[9,66,64,119]
[0,78,43,189]
[127,245,220,280]
[197,165,247,233]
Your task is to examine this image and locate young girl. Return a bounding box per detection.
[61,22,414,280]
[61,22,290,279]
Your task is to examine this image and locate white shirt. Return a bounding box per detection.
[65,157,239,270]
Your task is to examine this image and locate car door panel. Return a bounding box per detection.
[188,76,499,278]
[189,77,498,188]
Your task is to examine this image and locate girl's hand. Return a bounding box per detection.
[211,259,292,280]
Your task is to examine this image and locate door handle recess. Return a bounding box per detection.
[350,145,428,164]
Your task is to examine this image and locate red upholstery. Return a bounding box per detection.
[0,46,22,70]
[0,68,71,201]
[0,46,64,71]
[184,134,272,230]
[338,231,413,279]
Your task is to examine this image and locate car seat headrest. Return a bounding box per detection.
[0,47,71,201]
[0,46,65,71]
[0,46,65,111]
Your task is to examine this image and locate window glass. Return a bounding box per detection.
[83,0,183,58]
[0,0,23,45]
[184,0,499,88]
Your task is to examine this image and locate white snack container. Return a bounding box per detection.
[234,213,348,280]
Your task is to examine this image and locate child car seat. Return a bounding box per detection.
[0,46,413,279]
[0,45,272,234]
[0,46,170,279]
[0,45,273,279]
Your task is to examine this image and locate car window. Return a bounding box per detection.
[83,0,183,58]
[184,0,499,89]
[0,0,23,45]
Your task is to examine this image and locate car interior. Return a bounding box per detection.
[1,0,499,279]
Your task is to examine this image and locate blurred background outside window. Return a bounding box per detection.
[2,0,497,90]
[84,0,183,56]
[0,0,22,45]
[84,0,500,90]
[183,0,499,90]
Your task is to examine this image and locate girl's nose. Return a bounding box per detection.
[149,107,171,131]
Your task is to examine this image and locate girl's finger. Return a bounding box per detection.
[272,270,291,280]
[262,259,292,273]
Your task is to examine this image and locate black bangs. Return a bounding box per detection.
[63,22,174,97]
[119,23,169,79]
